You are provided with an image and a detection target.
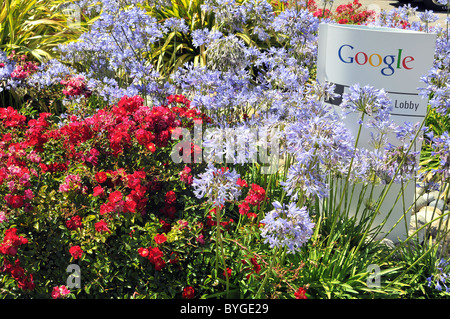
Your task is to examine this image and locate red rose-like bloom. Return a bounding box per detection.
[95,171,108,184]
[0,228,28,256]
[154,233,167,245]
[223,267,232,279]
[294,287,307,299]
[93,185,105,197]
[237,178,248,188]
[66,215,82,230]
[5,194,24,209]
[154,257,166,271]
[100,202,115,215]
[108,190,122,203]
[138,247,149,258]
[95,220,111,233]
[165,191,176,205]
[179,166,193,185]
[123,198,137,213]
[148,247,163,264]
[69,245,83,260]
[182,286,195,299]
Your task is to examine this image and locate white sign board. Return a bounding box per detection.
[317,23,437,242]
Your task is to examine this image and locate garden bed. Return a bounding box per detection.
[0,0,450,299]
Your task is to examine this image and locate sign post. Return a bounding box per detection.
[317,23,437,242]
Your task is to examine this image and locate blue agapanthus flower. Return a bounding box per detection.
[427,258,450,293]
[192,162,242,207]
[260,201,315,253]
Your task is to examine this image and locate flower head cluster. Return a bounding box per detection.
[1,258,35,291]
[69,245,84,260]
[206,34,249,73]
[138,246,166,271]
[283,103,355,199]
[182,286,195,299]
[51,285,71,299]
[260,201,315,253]
[10,61,39,80]
[340,84,393,131]
[95,220,111,233]
[179,166,193,185]
[238,183,267,219]
[241,256,262,279]
[57,1,171,104]
[0,228,28,256]
[161,190,177,219]
[333,0,376,24]
[192,163,242,207]
[60,75,92,98]
[418,10,439,25]
[66,215,83,230]
[294,287,308,299]
[427,258,450,293]
[271,8,319,56]
[59,174,82,193]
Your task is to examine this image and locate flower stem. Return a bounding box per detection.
[255,246,279,299]
[216,205,230,298]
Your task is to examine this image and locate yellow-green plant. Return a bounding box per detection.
[0,0,87,62]
[145,0,215,77]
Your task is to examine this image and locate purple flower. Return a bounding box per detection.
[163,17,189,34]
[260,201,315,253]
[340,84,394,133]
[418,10,439,24]
[282,105,355,199]
[192,163,242,207]
[427,258,450,293]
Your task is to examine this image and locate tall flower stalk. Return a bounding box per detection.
[192,163,242,297]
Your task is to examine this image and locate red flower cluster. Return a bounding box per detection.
[179,166,193,185]
[69,245,84,260]
[0,110,51,216]
[10,61,38,79]
[96,169,148,216]
[39,161,69,173]
[154,233,167,245]
[334,0,375,25]
[182,286,195,299]
[238,183,267,219]
[0,228,28,256]
[7,51,38,80]
[159,190,178,219]
[51,285,71,299]
[95,220,111,233]
[1,258,35,291]
[0,106,27,128]
[166,94,211,126]
[60,75,92,98]
[308,0,375,25]
[0,94,209,293]
[242,256,262,279]
[294,287,308,299]
[138,246,166,271]
[66,215,82,230]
